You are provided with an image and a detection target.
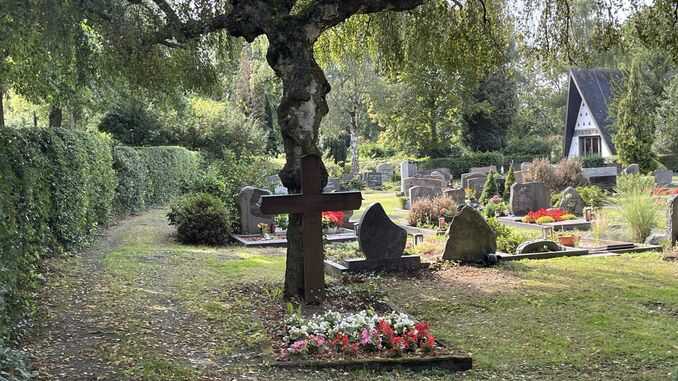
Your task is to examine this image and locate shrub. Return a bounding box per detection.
[99,100,167,146]
[408,196,457,227]
[0,344,33,381]
[358,142,396,159]
[137,146,202,206]
[112,146,148,215]
[581,155,606,168]
[487,218,534,254]
[0,128,116,341]
[168,193,230,245]
[576,185,607,209]
[479,171,499,205]
[203,152,279,232]
[503,166,515,202]
[615,174,659,242]
[526,158,586,192]
[419,151,504,177]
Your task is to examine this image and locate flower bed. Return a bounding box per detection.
[279,310,441,361]
[521,208,576,224]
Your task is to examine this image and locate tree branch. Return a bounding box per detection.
[300,0,424,40]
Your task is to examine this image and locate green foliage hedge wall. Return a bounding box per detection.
[0,128,116,340]
[0,132,200,343]
[137,147,201,207]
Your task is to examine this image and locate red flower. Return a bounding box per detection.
[377,320,394,338]
[322,211,345,225]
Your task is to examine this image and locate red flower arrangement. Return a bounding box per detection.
[322,211,345,228]
[522,208,567,223]
[653,187,678,196]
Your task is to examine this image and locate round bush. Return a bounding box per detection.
[167,193,229,245]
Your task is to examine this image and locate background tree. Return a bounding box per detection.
[653,75,678,156]
[613,56,657,172]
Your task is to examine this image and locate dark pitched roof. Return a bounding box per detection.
[563,68,623,156]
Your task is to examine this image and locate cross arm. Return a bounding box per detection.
[259,192,363,215]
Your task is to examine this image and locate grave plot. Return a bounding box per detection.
[231,228,357,247]
[263,284,471,371]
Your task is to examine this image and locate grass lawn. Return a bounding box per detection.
[24,208,678,380]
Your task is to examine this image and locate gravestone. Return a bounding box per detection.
[430,171,448,186]
[330,203,423,272]
[363,172,383,188]
[401,177,444,194]
[358,203,407,261]
[510,182,549,216]
[443,188,466,205]
[583,166,618,189]
[238,186,275,234]
[323,177,340,192]
[654,169,673,186]
[515,240,561,254]
[520,162,531,172]
[400,160,417,180]
[461,172,487,190]
[442,206,496,262]
[470,165,497,174]
[376,163,394,182]
[623,164,640,175]
[668,195,678,245]
[558,186,585,215]
[467,177,486,197]
[409,186,441,203]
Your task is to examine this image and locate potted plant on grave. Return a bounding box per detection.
[322,211,345,234]
[258,222,272,239]
[557,232,580,247]
[274,214,289,233]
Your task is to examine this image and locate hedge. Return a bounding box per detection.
[0,128,116,340]
[0,132,201,345]
[137,146,201,207]
[419,151,505,177]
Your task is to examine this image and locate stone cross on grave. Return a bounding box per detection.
[259,155,362,303]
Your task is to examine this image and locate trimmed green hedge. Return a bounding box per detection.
[0,132,201,344]
[0,128,116,340]
[137,147,201,206]
[113,146,148,216]
[419,151,505,177]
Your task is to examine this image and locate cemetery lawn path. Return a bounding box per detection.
[22,208,678,381]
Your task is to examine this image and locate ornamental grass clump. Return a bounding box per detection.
[615,174,659,242]
[408,196,457,227]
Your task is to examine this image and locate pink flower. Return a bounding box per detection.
[360,328,371,345]
[289,339,307,353]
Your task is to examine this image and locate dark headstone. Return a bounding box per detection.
[669,195,678,245]
[364,172,383,188]
[376,163,394,182]
[510,182,549,216]
[443,188,466,205]
[515,240,561,254]
[583,166,618,190]
[623,164,640,175]
[442,206,497,262]
[358,203,407,261]
[655,169,673,186]
[239,186,274,234]
[559,186,585,215]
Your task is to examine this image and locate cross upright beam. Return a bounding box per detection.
[260,155,362,303]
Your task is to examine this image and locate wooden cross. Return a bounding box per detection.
[259,155,362,303]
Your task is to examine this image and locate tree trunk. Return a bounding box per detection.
[33,112,38,128]
[49,105,62,128]
[266,32,330,300]
[0,88,5,128]
[349,109,359,177]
